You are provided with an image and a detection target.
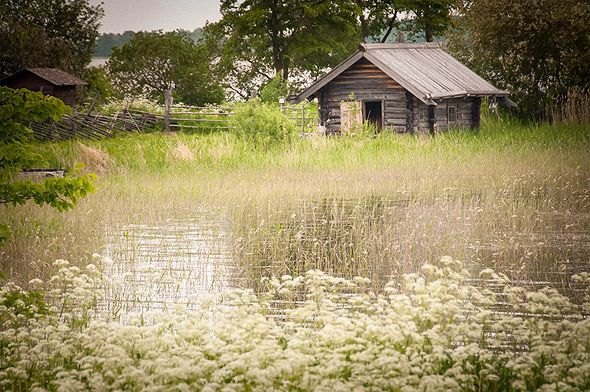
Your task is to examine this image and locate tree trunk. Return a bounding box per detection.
[163,86,173,132]
[380,11,399,43]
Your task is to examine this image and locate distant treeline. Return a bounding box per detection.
[94,28,204,57]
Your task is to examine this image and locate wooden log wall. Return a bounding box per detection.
[318,58,407,133]
[416,97,478,133]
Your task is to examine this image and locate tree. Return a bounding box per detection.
[204,0,359,99]
[0,0,103,77]
[108,31,224,107]
[409,0,455,42]
[94,31,135,57]
[449,0,590,118]
[0,87,94,245]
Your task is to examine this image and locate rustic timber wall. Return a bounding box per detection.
[318,58,407,133]
[417,97,479,132]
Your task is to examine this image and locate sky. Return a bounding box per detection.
[90,0,221,33]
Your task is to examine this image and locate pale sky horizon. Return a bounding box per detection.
[90,0,221,33]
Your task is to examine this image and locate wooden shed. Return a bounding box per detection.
[291,43,515,134]
[0,68,87,107]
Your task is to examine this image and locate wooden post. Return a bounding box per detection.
[471,97,481,129]
[405,91,414,133]
[301,105,305,135]
[164,86,173,132]
[428,105,436,135]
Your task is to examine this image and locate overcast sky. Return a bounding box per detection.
[90,0,221,33]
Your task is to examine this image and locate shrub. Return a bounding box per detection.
[232,100,294,148]
[259,75,290,104]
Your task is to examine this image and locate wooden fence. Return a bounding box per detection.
[158,105,235,132]
[30,103,319,142]
[280,103,319,135]
[31,110,159,141]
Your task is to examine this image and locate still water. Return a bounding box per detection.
[98,196,590,317]
[99,208,234,318]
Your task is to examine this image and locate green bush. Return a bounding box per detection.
[259,75,290,104]
[232,100,294,148]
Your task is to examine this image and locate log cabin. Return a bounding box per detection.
[291,43,516,134]
[0,68,87,107]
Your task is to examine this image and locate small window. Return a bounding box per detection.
[447,105,457,124]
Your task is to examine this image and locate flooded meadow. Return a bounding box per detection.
[92,176,590,317]
[3,124,590,318]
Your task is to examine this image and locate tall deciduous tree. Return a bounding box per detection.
[108,31,224,106]
[409,0,455,42]
[449,0,590,118]
[0,0,103,77]
[204,0,359,99]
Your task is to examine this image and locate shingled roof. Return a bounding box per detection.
[1,68,87,86]
[292,43,514,106]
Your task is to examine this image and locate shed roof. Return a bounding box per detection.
[292,43,512,106]
[1,68,87,86]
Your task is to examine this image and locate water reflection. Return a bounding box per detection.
[99,194,590,318]
[100,209,233,319]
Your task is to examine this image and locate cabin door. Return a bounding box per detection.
[340,101,362,132]
[363,100,383,131]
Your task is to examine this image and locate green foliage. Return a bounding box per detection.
[82,67,116,103]
[94,28,204,57]
[408,0,455,42]
[0,87,94,246]
[0,87,69,177]
[449,0,590,119]
[259,76,290,103]
[108,31,224,106]
[204,0,359,99]
[233,100,294,148]
[0,0,103,76]
[0,168,94,211]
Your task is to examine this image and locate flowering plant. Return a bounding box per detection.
[1,257,589,391]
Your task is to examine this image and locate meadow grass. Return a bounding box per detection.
[1,118,589,297]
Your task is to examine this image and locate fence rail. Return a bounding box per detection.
[31,110,159,141]
[29,102,319,141]
[280,104,319,135]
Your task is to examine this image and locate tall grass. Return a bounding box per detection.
[1,119,589,295]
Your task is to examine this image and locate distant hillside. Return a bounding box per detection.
[94,28,204,57]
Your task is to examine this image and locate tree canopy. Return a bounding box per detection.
[0,0,103,77]
[204,0,360,99]
[449,0,590,118]
[0,87,94,245]
[108,31,224,106]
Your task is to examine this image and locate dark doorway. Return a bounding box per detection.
[363,101,383,131]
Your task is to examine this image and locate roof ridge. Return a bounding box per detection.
[360,42,441,51]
